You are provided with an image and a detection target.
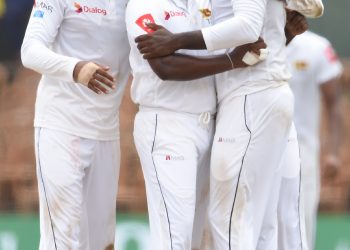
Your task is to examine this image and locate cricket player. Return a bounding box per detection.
[21,0,130,249]
[125,0,267,249]
[134,1,310,249]
[286,30,343,250]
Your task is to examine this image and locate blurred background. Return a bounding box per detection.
[0,0,350,249]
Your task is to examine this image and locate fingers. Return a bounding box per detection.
[146,23,163,31]
[88,79,108,94]
[135,34,150,43]
[93,71,115,89]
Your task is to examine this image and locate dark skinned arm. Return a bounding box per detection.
[285,9,308,45]
[146,39,266,81]
[136,24,205,59]
[321,78,342,178]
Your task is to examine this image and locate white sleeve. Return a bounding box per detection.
[201,0,267,51]
[316,42,343,85]
[21,0,80,82]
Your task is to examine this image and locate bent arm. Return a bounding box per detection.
[21,1,80,82]
[148,40,265,81]
[148,53,232,81]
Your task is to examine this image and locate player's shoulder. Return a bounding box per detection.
[299,31,331,49]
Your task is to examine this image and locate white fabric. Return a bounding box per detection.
[286,31,343,250]
[209,0,291,101]
[21,0,130,140]
[35,128,120,250]
[202,0,267,51]
[125,0,216,115]
[209,84,294,250]
[133,110,214,250]
[278,125,309,250]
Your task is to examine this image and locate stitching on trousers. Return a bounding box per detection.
[37,128,58,250]
[151,114,174,250]
[297,146,303,250]
[229,95,252,250]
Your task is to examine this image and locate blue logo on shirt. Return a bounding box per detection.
[33,10,45,18]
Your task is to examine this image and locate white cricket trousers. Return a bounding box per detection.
[299,143,320,250]
[278,125,308,250]
[133,109,214,250]
[209,84,294,250]
[34,128,120,250]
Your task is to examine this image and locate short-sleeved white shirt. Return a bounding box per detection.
[286,31,343,165]
[22,0,130,140]
[125,0,217,115]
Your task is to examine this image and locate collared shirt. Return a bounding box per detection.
[202,0,291,101]
[125,0,217,115]
[286,31,343,165]
[21,0,130,140]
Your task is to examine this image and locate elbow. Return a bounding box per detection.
[148,58,172,81]
[21,41,33,69]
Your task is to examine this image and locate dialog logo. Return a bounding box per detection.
[74,2,107,15]
[136,14,155,33]
[74,2,83,13]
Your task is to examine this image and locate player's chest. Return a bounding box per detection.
[62,0,127,32]
[161,0,212,31]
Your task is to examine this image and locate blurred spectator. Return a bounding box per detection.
[0,0,32,82]
[286,31,343,250]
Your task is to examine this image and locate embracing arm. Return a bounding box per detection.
[147,39,266,81]
[136,0,266,58]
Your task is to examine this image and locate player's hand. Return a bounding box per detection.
[323,154,341,179]
[73,61,116,94]
[285,9,308,36]
[229,38,267,68]
[135,23,178,59]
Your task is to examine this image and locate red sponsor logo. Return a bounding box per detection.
[164,10,186,20]
[74,2,107,15]
[136,14,155,33]
[165,155,184,161]
[324,46,338,63]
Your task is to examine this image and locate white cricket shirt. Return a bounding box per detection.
[202,0,291,102]
[21,0,130,140]
[125,0,216,115]
[286,31,343,165]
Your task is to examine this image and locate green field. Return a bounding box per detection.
[0,213,349,250]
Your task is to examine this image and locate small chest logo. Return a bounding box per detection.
[74,2,107,16]
[164,10,186,20]
[199,8,211,19]
[294,60,309,71]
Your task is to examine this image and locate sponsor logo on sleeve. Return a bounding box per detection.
[199,8,211,19]
[74,2,107,15]
[34,1,53,13]
[33,10,45,18]
[164,10,186,20]
[136,14,155,33]
[324,46,339,63]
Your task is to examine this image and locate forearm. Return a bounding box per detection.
[172,31,207,51]
[149,53,232,81]
[325,103,341,156]
[21,39,80,82]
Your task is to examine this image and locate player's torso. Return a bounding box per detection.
[286,32,323,151]
[34,0,131,140]
[127,0,217,115]
[214,0,291,101]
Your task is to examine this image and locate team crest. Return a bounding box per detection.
[199,8,211,19]
[294,60,309,71]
